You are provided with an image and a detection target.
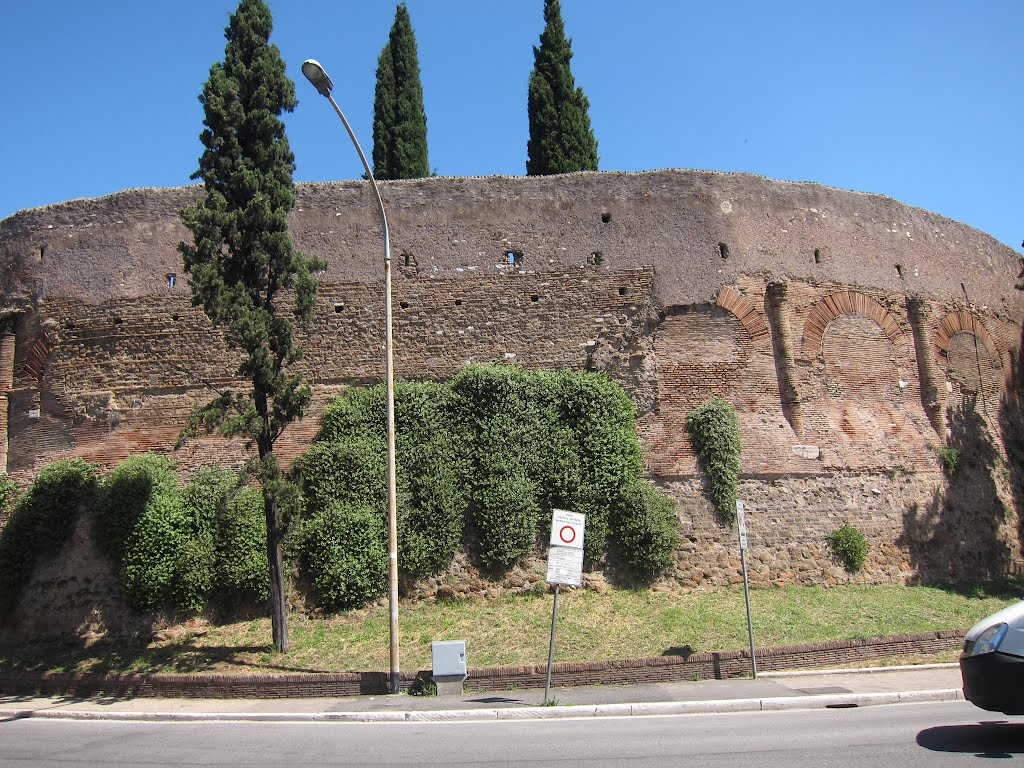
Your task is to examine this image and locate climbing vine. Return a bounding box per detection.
[685,398,742,525]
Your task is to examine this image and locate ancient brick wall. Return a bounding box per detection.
[1,170,1022,636]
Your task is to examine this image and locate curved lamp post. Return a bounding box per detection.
[301,58,401,694]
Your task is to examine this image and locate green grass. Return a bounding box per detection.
[0,583,1019,676]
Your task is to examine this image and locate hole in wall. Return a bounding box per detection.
[166,273,176,288]
[334,303,344,313]
[64,320,75,330]
[601,212,612,224]
[895,263,904,278]
[454,299,463,307]
[112,317,123,325]
[814,248,822,264]
[531,294,540,302]
[618,287,630,297]
[718,242,730,259]
[38,245,46,261]
[506,250,523,266]
[400,301,410,309]
[590,250,603,266]
[171,313,180,322]
[403,252,417,268]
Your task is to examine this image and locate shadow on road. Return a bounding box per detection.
[918,721,1024,758]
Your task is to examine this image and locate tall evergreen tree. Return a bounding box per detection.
[178,0,324,653]
[372,3,429,180]
[526,0,599,176]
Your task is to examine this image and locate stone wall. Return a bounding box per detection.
[1,169,1022,638]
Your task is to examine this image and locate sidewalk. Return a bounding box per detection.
[0,664,964,722]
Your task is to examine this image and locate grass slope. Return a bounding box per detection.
[1,583,1019,675]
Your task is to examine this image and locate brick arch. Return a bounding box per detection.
[932,310,999,362]
[803,290,903,355]
[716,286,770,344]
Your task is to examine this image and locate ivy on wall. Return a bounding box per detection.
[685,398,742,525]
[0,460,98,619]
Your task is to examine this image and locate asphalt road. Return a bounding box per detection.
[1,700,1022,767]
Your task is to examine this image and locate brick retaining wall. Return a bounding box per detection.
[0,629,964,699]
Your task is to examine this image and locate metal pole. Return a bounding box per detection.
[544,584,560,702]
[740,547,757,679]
[320,88,400,695]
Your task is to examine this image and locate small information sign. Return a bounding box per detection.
[546,545,584,587]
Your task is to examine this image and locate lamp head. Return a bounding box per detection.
[302,59,334,98]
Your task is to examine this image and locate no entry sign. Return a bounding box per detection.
[550,509,585,551]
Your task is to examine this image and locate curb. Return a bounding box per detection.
[0,688,963,724]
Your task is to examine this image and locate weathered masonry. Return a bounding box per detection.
[1,168,1022,592]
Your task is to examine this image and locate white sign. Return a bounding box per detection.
[546,546,584,587]
[736,500,748,551]
[550,509,585,551]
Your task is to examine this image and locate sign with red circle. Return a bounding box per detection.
[549,509,585,551]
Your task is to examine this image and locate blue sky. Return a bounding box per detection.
[1,1,1020,251]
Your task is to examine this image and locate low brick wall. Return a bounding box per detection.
[0,629,964,699]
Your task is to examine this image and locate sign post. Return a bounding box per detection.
[736,500,757,679]
[544,509,585,703]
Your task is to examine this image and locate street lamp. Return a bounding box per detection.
[302,58,401,695]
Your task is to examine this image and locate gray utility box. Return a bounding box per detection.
[431,640,468,696]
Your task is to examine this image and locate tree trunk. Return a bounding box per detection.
[258,431,289,654]
[264,486,289,653]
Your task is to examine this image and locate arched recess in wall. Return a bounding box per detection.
[803,291,906,398]
[932,310,1004,412]
[803,291,903,355]
[645,295,767,477]
[802,291,911,452]
[715,287,771,347]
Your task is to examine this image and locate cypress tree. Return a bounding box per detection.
[526,0,599,176]
[372,3,429,180]
[178,0,324,653]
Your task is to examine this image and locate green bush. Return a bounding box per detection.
[938,445,960,475]
[213,485,269,608]
[0,459,98,618]
[303,382,468,581]
[613,479,680,581]
[93,453,182,563]
[452,366,547,569]
[0,475,19,521]
[470,466,541,570]
[828,523,869,572]
[296,364,681,607]
[539,370,643,563]
[298,437,388,517]
[100,455,263,614]
[394,382,467,579]
[302,502,387,611]
[180,466,269,610]
[685,398,742,524]
[115,456,193,612]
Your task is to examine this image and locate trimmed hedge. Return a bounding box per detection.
[295,365,679,609]
[613,479,680,581]
[302,502,387,611]
[93,455,268,615]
